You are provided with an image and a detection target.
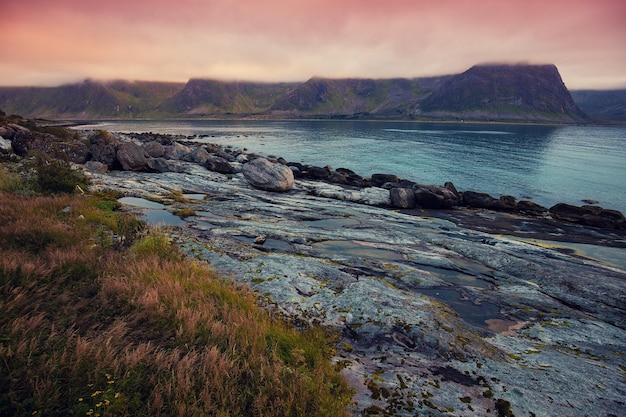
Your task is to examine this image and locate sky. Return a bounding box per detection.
[1,0,625,89]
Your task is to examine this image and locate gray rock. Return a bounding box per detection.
[205,156,234,174]
[143,141,165,158]
[117,142,148,171]
[89,131,120,167]
[164,142,192,160]
[414,184,459,209]
[462,190,499,209]
[550,203,625,229]
[306,165,331,180]
[371,173,399,187]
[242,157,294,192]
[146,157,173,173]
[390,187,417,208]
[84,160,108,174]
[0,136,12,154]
[517,200,547,215]
[300,181,391,206]
[183,146,211,164]
[0,127,14,139]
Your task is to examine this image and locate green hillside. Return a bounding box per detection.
[0,64,610,123]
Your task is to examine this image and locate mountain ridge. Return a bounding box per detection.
[0,64,606,123]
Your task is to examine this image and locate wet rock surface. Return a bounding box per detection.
[87,159,626,417]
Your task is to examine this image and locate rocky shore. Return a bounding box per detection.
[2,123,626,416]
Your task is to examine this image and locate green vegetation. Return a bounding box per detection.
[0,168,353,416]
[31,151,91,194]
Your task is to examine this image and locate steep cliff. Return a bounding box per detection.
[0,64,595,123]
[418,64,589,122]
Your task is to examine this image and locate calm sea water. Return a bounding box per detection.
[76,120,626,213]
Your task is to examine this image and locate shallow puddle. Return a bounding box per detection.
[141,209,186,226]
[119,196,165,209]
[419,288,501,328]
[118,197,187,226]
[312,240,405,261]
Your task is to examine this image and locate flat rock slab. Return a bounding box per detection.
[88,163,626,417]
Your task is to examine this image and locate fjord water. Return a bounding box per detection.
[82,120,626,212]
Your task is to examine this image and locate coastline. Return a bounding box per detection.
[3,118,625,416]
[86,155,626,417]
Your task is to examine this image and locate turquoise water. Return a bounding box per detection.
[78,120,626,212]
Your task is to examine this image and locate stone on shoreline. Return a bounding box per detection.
[390,187,417,208]
[142,141,165,158]
[84,160,108,174]
[370,173,399,187]
[0,136,12,154]
[205,156,234,174]
[116,141,148,171]
[413,183,459,209]
[242,157,294,192]
[549,203,625,229]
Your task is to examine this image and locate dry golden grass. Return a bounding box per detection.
[0,190,353,416]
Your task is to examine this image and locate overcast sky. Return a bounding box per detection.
[1,0,625,89]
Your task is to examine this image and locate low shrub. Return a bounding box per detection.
[30,151,90,195]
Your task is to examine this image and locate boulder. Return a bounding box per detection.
[444,182,460,200]
[205,156,234,174]
[359,187,392,206]
[242,157,294,192]
[413,184,459,209]
[10,130,48,156]
[496,195,518,211]
[57,142,90,164]
[146,157,172,173]
[549,203,599,223]
[306,166,331,181]
[462,191,499,209]
[370,173,399,187]
[11,130,90,163]
[289,165,302,178]
[216,151,236,162]
[390,187,417,209]
[117,142,148,171]
[329,171,349,185]
[143,141,165,158]
[164,142,192,160]
[581,210,626,229]
[0,126,14,139]
[183,146,211,165]
[549,203,625,229]
[517,200,547,216]
[0,136,12,154]
[90,132,120,167]
[84,160,108,174]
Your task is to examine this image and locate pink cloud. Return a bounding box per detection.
[1,0,625,88]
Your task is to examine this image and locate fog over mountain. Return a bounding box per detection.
[0,64,615,123]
